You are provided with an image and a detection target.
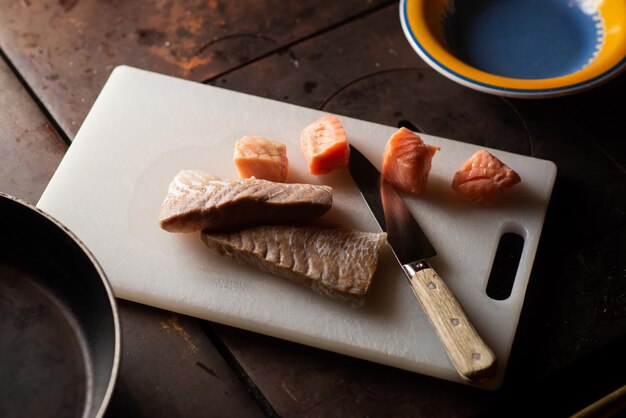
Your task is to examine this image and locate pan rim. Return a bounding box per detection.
[0,192,121,418]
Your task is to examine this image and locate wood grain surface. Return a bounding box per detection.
[0,55,66,203]
[0,0,624,416]
[211,4,530,155]
[105,301,264,418]
[0,0,393,139]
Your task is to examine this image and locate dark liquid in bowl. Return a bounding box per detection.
[444,0,601,79]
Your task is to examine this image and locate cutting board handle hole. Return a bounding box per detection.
[486,232,524,300]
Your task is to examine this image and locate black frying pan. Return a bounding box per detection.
[0,193,120,418]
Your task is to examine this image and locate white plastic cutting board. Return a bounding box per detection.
[38,66,556,389]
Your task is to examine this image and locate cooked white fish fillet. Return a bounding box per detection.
[159,170,332,233]
[201,223,387,308]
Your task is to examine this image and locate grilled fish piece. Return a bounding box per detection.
[201,223,387,307]
[159,170,332,233]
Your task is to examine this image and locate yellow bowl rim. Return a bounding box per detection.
[400,0,626,97]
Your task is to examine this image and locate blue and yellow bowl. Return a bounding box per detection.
[400,0,626,98]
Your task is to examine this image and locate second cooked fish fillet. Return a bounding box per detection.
[159,170,332,232]
[201,223,387,308]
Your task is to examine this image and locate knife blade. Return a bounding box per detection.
[348,144,496,382]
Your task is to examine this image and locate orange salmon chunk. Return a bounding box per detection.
[300,114,350,175]
[451,150,521,205]
[381,127,440,195]
[234,136,289,182]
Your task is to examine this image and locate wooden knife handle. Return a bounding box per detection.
[406,262,496,382]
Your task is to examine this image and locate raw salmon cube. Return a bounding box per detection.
[300,114,350,175]
[381,127,440,195]
[234,136,289,182]
[451,150,521,205]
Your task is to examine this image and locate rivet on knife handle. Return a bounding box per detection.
[404,261,497,382]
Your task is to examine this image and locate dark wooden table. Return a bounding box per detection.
[1,1,625,416]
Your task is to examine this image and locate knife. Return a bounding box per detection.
[348,144,496,382]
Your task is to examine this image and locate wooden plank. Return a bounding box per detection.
[213,324,493,418]
[206,3,626,417]
[105,301,264,418]
[0,54,263,417]
[0,55,66,204]
[0,0,393,139]
[209,5,530,155]
[209,3,430,109]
